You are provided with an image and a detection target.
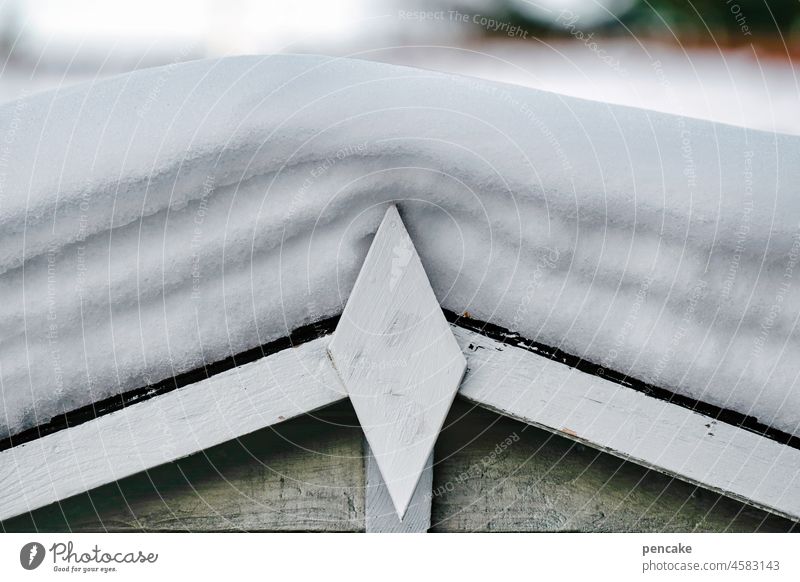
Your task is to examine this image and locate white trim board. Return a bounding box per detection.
[0,339,346,522]
[453,326,800,522]
[364,440,432,533]
[2,325,799,523]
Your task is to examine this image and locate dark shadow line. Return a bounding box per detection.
[0,316,340,453]
[444,310,800,450]
[2,310,797,453]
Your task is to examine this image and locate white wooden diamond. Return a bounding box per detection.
[328,205,466,518]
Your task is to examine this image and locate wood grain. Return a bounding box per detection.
[431,401,796,532]
[365,440,432,533]
[453,326,800,521]
[2,402,365,532]
[0,339,345,522]
[2,322,799,524]
[328,205,465,518]
[3,401,793,532]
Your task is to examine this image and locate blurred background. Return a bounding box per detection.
[0,0,797,133]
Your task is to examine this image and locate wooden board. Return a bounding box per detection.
[328,205,465,518]
[431,401,796,532]
[365,440,432,533]
[0,339,345,522]
[4,400,794,532]
[3,402,364,532]
[453,326,800,521]
[2,322,798,523]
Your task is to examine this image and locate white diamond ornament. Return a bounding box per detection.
[328,205,466,518]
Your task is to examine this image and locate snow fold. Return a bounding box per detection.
[1,55,799,438]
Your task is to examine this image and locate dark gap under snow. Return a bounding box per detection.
[1,311,797,453]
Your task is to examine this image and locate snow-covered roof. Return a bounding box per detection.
[1,54,799,439]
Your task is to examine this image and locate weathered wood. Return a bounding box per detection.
[3,400,794,532]
[328,205,465,518]
[2,402,364,532]
[453,326,800,522]
[0,339,345,522]
[2,319,798,524]
[365,440,432,533]
[431,401,796,532]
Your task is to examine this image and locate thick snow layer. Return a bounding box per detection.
[1,55,799,439]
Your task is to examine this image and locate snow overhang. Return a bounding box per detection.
[1,54,798,451]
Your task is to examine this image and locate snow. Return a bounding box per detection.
[1,54,799,439]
